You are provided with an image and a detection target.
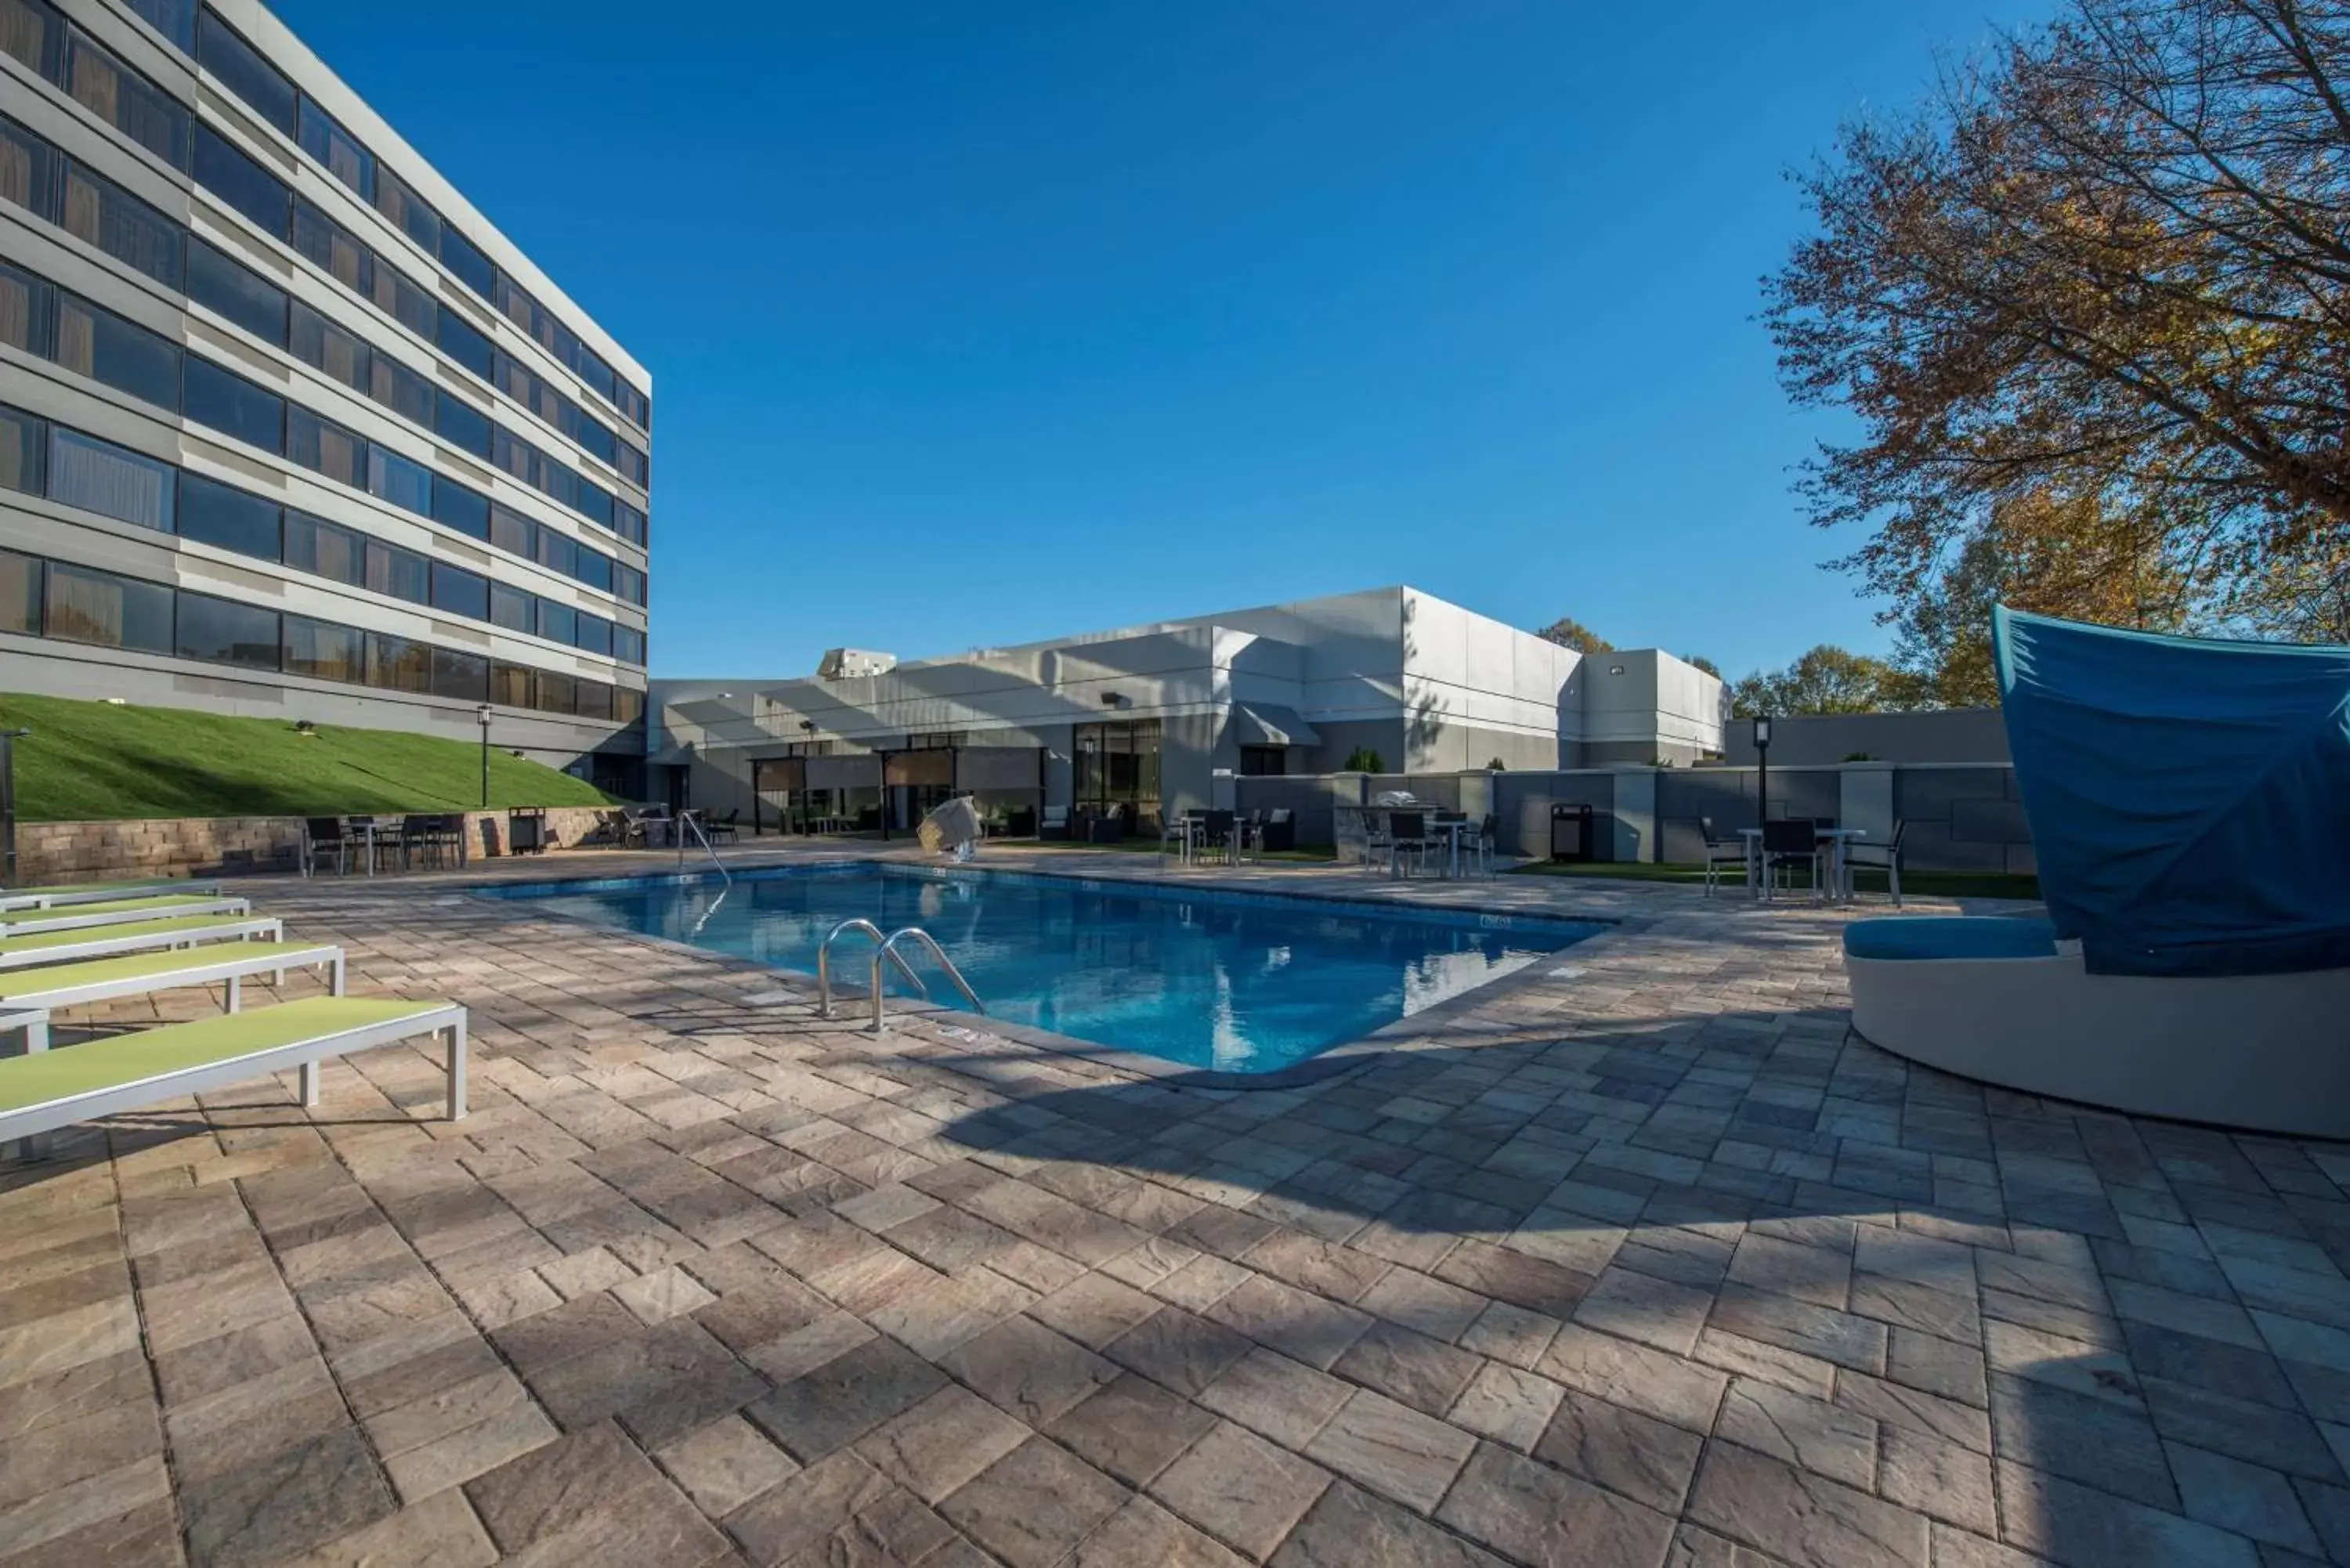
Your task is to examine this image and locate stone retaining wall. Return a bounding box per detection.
[12,807,620,883]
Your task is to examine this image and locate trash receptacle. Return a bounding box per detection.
[508,807,547,856]
[1549,803,1593,862]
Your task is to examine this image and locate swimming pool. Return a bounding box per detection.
[481,865,1601,1073]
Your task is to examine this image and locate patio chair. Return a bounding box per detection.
[1842,819,1905,905]
[1387,811,1437,877]
[1761,819,1822,899]
[1468,813,1500,877]
[707,809,742,845]
[1201,811,1237,865]
[302,818,351,877]
[1697,816,1748,898]
[1038,806,1072,842]
[400,815,462,871]
[1260,808,1296,854]
[1362,808,1392,870]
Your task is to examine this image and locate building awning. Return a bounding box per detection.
[1232,703,1321,747]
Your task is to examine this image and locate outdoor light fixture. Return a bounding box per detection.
[1608,665,1626,676]
[1100,692,1125,708]
[476,703,493,809]
[798,720,816,733]
[1754,713,1774,831]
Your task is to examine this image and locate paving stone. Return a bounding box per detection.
[1538,1324,1728,1433]
[613,1265,718,1325]
[1198,1347,1355,1451]
[656,1414,801,1518]
[1332,1321,1483,1416]
[864,1266,1036,1360]
[1458,1299,1562,1369]
[1574,1264,1716,1357]
[1885,1326,1987,1407]
[1104,1305,1256,1397]
[1686,1440,1928,1568]
[1987,1372,2177,1511]
[2165,1442,2323,1555]
[179,1425,396,1568]
[744,1335,949,1462]
[939,1313,1120,1425]
[1028,1272,1162,1350]
[280,1487,498,1568]
[1994,1458,2261,1568]
[1877,1423,1995,1535]
[1358,1267,1488,1342]
[1205,1274,1375,1371]
[1074,1495,1250,1568]
[939,1436,1130,1568]
[1152,1421,1332,1559]
[1303,1388,1474,1514]
[1694,1328,1838,1400]
[1045,1373,1218,1487]
[856,1384,1032,1502]
[1532,1386,1708,1514]
[1727,1234,1853,1310]
[1270,1479,1507,1568]
[1436,1440,1679,1568]
[720,1449,892,1565]
[1448,1362,1566,1453]
[1710,1284,1886,1375]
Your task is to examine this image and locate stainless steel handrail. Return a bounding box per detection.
[677,811,731,883]
[817,917,925,1018]
[870,926,985,1032]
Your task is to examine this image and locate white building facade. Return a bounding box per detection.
[0,0,650,785]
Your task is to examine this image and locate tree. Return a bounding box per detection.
[1764,0,2350,643]
[1729,645,1908,717]
[1684,654,1722,679]
[1342,746,1386,772]
[1538,616,1614,654]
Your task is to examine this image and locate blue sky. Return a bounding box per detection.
[277,0,2055,681]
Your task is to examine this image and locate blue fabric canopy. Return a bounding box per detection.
[1994,606,2350,976]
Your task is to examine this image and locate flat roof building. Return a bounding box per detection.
[651,587,1725,834]
[1,0,649,787]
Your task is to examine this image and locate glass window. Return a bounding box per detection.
[575,680,613,721]
[0,547,38,634]
[177,471,278,559]
[370,264,433,340]
[491,427,532,486]
[429,562,487,620]
[370,356,433,428]
[488,505,533,559]
[489,582,532,634]
[60,159,180,287]
[431,647,487,701]
[615,439,646,488]
[613,500,645,547]
[432,479,488,540]
[48,427,173,530]
[1,0,62,81]
[284,511,360,585]
[289,298,368,392]
[533,670,576,714]
[573,479,613,528]
[573,546,612,594]
[286,406,363,488]
[175,591,277,669]
[67,31,188,169]
[492,274,534,337]
[183,357,284,452]
[615,381,649,430]
[363,539,428,604]
[535,599,575,647]
[0,403,45,493]
[364,631,429,692]
[575,612,613,656]
[573,414,615,468]
[55,292,181,410]
[45,562,170,652]
[195,10,294,137]
[367,444,432,516]
[0,114,54,222]
[291,199,368,292]
[282,614,361,682]
[613,563,646,606]
[0,259,55,355]
[436,309,491,380]
[573,345,616,403]
[372,166,439,254]
[532,526,576,579]
[489,661,530,707]
[616,685,644,724]
[186,238,285,343]
[193,125,287,238]
[434,390,491,457]
[122,0,193,51]
[438,227,492,297]
[614,625,645,666]
[296,99,371,200]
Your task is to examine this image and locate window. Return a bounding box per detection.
[613,500,645,547]
[187,239,285,343]
[45,562,170,652]
[296,99,371,201]
[61,159,180,287]
[370,264,433,341]
[122,0,193,51]
[533,527,576,579]
[284,511,360,586]
[536,599,575,647]
[0,263,44,354]
[286,406,363,488]
[290,299,368,392]
[183,358,284,452]
[492,274,534,337]
[439,227,493,297]
[614,625,645,665]
[575,612,613,657]
[572,414,615,468]
[573,345,616,403]
[283,614,361,682]
[533,670,576,715]
[432,479,487,540]
[616,439,646,488]
[3,0,62,82]
[489,661,530,707]
[613,563,646,606]
[615,686,644,724]
[48,427,173,530]
[363,538,428,604]
[576,681,613,721]
[431,647,486,702]
[615,381,649,431]
[175,591,277,669]
[67,31,188,169]
[573,479,613,528]
[573,546,612,594]
[1073,719,1163,821]
[0,115,53,220]
[488,505,533,559]
[54,292,183,410]
[373,166,439,254]
[370,356,433,428]
[364,631,429,692]
[0,403,44,493]
[367,444,432,516]
[1239,746,1287,777]
[177,471,279,559]
[433,390,491,457]
[193,126,288,239]
[291,200,368,292]
[429,562,487,620]
[436,309,491,380]
[196,10,294,137]
[0,547,39,634]
[489,582,532,634]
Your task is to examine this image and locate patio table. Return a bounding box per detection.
[1740,827,1867,902]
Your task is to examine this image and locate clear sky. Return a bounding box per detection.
[275,0,2055,682]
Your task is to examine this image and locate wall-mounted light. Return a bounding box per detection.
[1608,665,1626,676]
[797,720,816,733]
[1100,692,1126,708]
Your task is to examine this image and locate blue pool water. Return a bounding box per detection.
[482,865,1601,1073]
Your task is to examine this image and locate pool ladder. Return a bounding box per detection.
[816,919,986,1033]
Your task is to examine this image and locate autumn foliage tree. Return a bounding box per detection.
[1766,0,2350,672]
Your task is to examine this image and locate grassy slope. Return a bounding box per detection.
[1,692,618,822]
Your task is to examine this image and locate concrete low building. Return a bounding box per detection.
[651,587,1725,834]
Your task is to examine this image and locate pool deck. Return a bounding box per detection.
[1,841,2344,1567]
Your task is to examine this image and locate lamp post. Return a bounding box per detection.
[1753,714,1774,833]
[476,704,492,809]
[0,728,27,887]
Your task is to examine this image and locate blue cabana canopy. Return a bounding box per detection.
[1993,605,2350,977]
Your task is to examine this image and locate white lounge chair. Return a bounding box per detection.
[0,941,345,1019]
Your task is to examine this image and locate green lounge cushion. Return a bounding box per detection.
[4,879,196,898]
[0,916,265,956]
[0,996,449,1114]
[0,943,328,1003]
[0,895,231,928]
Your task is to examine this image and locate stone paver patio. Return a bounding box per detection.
[2,844,2346,1568]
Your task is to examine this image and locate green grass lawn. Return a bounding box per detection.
[1,692,619,822]
[1507,858,2041,901]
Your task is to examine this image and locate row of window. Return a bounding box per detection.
[0,545,645,723]
[0,399,647,665]
[0,258,646,609]
[4,0,190,171]
[151,2,649,431]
